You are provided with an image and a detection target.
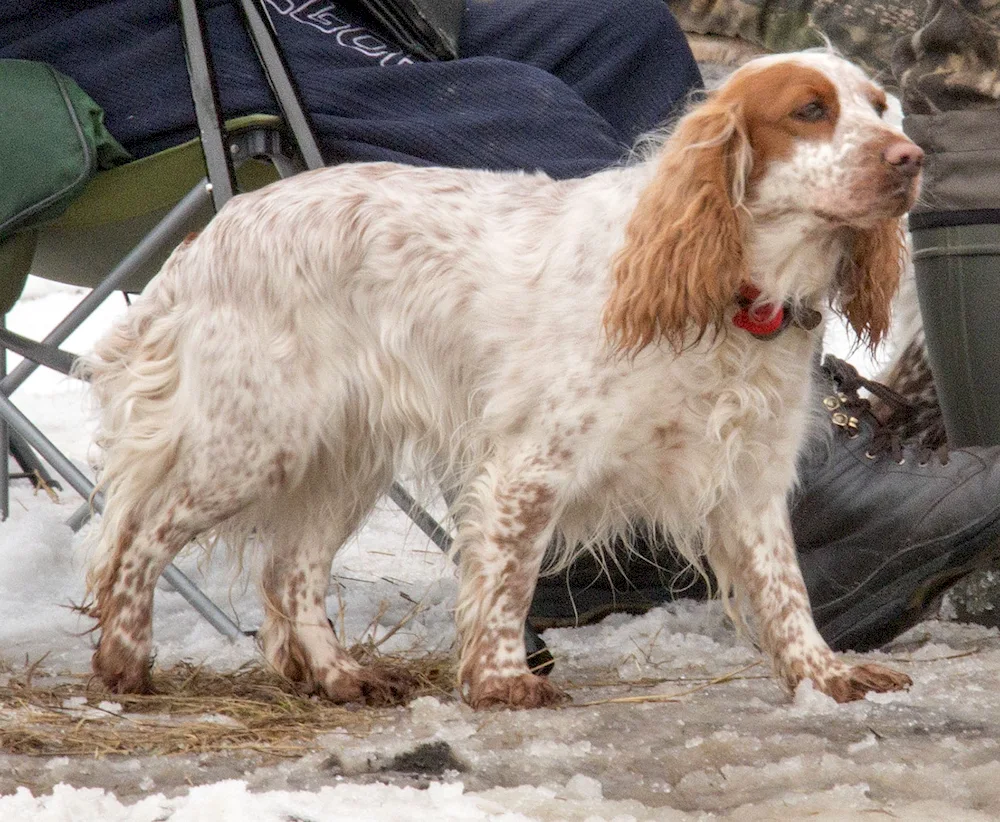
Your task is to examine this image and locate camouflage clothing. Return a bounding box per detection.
[668,0,1000,108]
[893,1,1000,221]
[893,0,1000,113]
[667,0,923,87]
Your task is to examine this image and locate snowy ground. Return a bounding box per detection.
[3,278,1000,822]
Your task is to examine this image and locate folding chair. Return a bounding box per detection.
[0,0,455,642]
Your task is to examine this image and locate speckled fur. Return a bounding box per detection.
[83,52,917,709]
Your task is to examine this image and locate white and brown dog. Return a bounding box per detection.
[83,51,920,709]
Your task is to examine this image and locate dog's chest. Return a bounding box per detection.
[573,349,814,519]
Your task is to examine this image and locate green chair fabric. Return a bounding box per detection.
[0,232,38,318]
[0,114,284,314]
[0,60,131,240]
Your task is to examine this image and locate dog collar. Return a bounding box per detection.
[732,284,822,340]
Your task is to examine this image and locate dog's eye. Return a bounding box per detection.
[792,101,827,122]
[873,100,888,118]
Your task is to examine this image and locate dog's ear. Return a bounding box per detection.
[604,99,751,356]
[839,218,906,351]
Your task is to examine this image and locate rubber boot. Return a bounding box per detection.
[912,223,1000,447]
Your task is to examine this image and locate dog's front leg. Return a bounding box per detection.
[454,456,569,710]
[712,496,912,703]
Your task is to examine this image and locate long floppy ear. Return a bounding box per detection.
[840,218,907,351]
[604,99,751,356]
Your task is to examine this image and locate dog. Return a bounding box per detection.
[83,50,920,709]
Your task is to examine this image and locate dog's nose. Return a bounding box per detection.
[883,140,924,177]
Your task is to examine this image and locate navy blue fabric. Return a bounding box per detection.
[0,0,701,179]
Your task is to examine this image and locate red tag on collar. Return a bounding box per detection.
[732,284,784,337]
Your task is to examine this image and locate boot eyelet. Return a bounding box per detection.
[865,451,878,460]
[918,460,928,467]
[896,458,906,465]
[847,430,859,439]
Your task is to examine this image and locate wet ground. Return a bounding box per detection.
[4,600,1000,820]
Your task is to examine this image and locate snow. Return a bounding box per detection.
[3,279,1000,821]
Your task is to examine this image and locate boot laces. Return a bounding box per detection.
[823,356,950,466]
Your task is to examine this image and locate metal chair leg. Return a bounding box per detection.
[0,390,245,640]
[9,432,63,493]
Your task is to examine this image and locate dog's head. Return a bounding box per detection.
[605,51,921,356]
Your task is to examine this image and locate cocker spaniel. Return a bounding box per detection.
[83,51,920,709]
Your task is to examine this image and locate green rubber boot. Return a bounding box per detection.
[913,223,1000,448]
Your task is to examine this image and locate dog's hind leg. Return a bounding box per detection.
[708,496,912,703]
[256,457,415,705]
[89,369,319,693]
[90,460,279,694]
[88,294,356,693]
[454,451,570,710]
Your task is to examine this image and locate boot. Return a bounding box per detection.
[529,355,1000,652]
[912,222,1000,447]
[794,355,1000,650]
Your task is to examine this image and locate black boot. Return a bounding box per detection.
[527,529,711,630]
[529,355,1000,652]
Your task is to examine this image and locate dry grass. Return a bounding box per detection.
[0,646,456,759]
[573,661,764,707]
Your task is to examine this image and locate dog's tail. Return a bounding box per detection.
[75,238,196,607]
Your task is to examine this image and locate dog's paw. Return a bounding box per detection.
[465,673,569,710]
[92,634,154,695]
[320,663,417,707]
[355,663,419,707]
[820,662,912,703]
